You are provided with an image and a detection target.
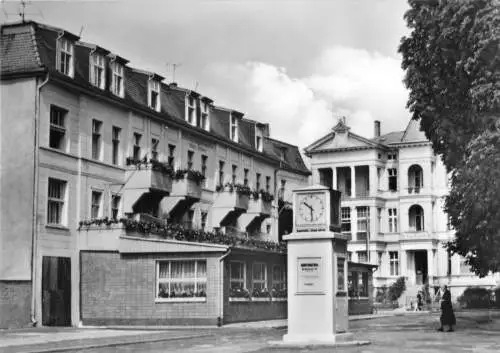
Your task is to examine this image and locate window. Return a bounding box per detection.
[409,205,424,231]
[388,152,397,160]
[49,106,67,150]
[187,96,195,125]
[151,138,159,161]
[201,155,208,181]
[230,261,246,291]
[47,178,66,225]
[348,271,368,297]
[447,250,452,276]
[111,62,124,97]
[337,258,345,291]
[157,260,207,300]
[388,208,398,233]
[232,165,237,184]
[90,190,102,219]
[57,37,73,77]
[168,144,176,167]
[200,212,207,231]
[149,79,160,111]
[185,210,194,230]
[111,194,121,220]
[133,133,142,160]
[447,216,453,231]
[243,168,249,187]
[256,173,261,191]
[187,151,194,170]
[341,207,351,233]
[347,252,352,261]
[389,252,399,276]
[357,251,368,263]
[356,206,370,234]
[272,265,286,290]
[230,114,238,142]
[218,161,225,186]
[252,263,267,292]
[266,176,271,193]
[112,126,121,165]
[279,179,286,200]
[91,120,102,160]
[460,257,470,274]
[90,54,105,89]
[200,101,209,130]
[388,168,397,191]
[256,136,263,152]
[266,224,271,234]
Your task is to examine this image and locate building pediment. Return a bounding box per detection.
[305,131,384,156]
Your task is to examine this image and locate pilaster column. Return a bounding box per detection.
[351,166,356,198]
[369,165,377,196]
[400,250,407,277]
[332,167,337,190]
[312,168,320,185]
[427,249,435,284]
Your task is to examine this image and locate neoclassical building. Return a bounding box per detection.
[0,21,310,328]
[304,118,500,302]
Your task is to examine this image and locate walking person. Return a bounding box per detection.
[437,285,456,332]
[417,291,423,311]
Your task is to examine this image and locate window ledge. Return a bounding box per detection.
[251,297,271,302]
[348,297,370,300]
[45,224,70,231]
[271,298,287,302]
[155,297,206,303]
[229,297,250,302]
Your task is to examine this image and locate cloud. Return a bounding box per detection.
[206,45,410,149]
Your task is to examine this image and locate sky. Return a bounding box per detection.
[1,0,412,149]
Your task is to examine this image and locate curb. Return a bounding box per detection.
[2,332,213,353]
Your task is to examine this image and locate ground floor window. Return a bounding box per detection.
[252,262,268,297]
[157,260,207,301]
[229,261,248,298]
[348,270,369,298]
[389,251,399,276]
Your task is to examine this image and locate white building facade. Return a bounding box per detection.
[304,119,500,302]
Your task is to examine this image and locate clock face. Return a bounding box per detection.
[297,193,325,225]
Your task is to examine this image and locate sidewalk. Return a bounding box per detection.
[0,328,213,353]
[0,310,411,353]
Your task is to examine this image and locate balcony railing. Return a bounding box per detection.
[407,187,422,194]
[248,198,272,216]
[124,158,173,194]
[356,232,368,241]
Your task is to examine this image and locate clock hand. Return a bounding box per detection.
[302,202,312,210]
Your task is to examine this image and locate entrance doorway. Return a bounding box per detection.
[414,251,428,285]
[42,256,71,326]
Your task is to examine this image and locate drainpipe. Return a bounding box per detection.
[217,248,232,326]
[31,73,50,326]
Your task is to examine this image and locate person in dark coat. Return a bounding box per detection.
[438,285,456,332]
[417,291,424,311]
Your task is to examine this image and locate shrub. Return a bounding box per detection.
[375,285,388,303]
[457,287,492,309]
[387,277,406,302]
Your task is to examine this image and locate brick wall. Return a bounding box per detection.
[80,251,223,326]
[0,281,32,328]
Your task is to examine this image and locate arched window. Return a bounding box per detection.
[409,205,424,231]
[408,165,424,194]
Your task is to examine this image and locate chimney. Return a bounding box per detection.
[374,120,381,137]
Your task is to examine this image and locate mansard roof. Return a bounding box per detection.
[0,20,310,176]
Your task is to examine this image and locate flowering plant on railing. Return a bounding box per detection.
[216,183,252,196]
[125,157,175,177]
[271,287,287,298]
[230,287,251,298]
[78,217,121,229]
[111,218,287,253]
[259,190,274,202]
[252,287,271,298]
[251,190,260,200]
[173,169,206,184]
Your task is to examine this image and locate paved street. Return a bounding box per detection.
[63,311,500,353]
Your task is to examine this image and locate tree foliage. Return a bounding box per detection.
[399,0,500,276]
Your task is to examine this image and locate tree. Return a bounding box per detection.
[399,0,500,276]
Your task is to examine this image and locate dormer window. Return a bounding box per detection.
[90,54,106,89]
[200,101,209,131]
[57,37,74,77]
[110,61,124,97]
[230,115,238,142]
[256,136,263,152]
[187,96,195,125]
[149,79,161,112]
